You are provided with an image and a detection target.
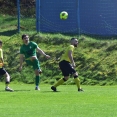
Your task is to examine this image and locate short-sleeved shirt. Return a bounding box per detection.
[61,45,74,63]
[20,41,38,59]
[0,48,3,59]
[0,48,3,68]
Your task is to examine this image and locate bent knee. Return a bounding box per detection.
[4,72,10,78]
[73,72,78,78]
[30,56,37,61]
[35,69,42,75]
[63,77,69,81]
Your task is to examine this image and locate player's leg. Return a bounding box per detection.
[63,61,83,92]
[34,69,41,90]
[54,76,69,87]
[73,72,83,92]
[3,69,14,92]
[51,60,70,92]
[33,59,41,90]
[51,76,69,92]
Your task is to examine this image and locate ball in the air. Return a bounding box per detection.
[60,11,68,20]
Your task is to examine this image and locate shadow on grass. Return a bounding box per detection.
[14,90,31,92]
[41,91,61,93]
[0,29,17,36]
[0,90,31,92]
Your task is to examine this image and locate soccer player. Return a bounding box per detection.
[0,40,14,92]
[19,34,50,90]
[51,38,83,92]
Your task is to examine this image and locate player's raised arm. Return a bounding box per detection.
[36,46,50,59]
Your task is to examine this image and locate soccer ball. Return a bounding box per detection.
[60,11,68,20]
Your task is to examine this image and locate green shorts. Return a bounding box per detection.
[25,59,40,70]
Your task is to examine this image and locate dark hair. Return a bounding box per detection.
[71,38,76,41]
[0,40,2,44]
[22,34,28,39]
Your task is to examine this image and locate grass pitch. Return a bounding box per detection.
[0,83,117,117]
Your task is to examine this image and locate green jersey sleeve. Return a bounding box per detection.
[20,47,24,54]
[31,41,38,49]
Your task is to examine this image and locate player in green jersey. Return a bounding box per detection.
[19,34,50,90]
[0,40,14,92]
[51,38,83,92]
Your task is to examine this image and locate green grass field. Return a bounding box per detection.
[0,83,117,117]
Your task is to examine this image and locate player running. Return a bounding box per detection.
[0,40,14,92]
[51,38,83,92]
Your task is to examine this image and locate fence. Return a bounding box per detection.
[1,0,117,36]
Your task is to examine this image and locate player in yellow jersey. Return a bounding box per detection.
[51,38,83,92]
[0,40,14,92]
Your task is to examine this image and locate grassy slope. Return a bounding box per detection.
[0,15,117,85]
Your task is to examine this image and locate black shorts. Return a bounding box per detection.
[0,68,6,76]
[59,60,76,76]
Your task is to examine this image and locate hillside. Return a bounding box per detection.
[1,15,117,86]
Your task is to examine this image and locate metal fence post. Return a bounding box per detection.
[36,0,40,32]
[17,0,20,33]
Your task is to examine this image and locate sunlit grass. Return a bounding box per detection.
[0,83,117,117]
